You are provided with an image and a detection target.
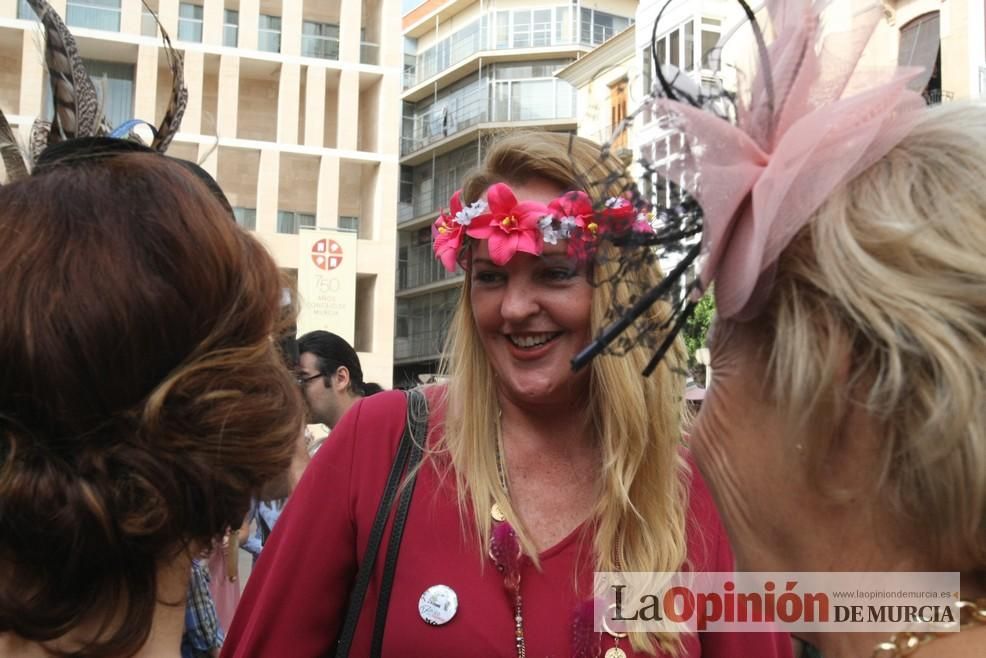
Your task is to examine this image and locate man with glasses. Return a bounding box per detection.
[296,331,382,449]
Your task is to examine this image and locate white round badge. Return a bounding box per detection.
[418,584,459,626]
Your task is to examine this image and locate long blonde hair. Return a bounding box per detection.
[435,132,690,655]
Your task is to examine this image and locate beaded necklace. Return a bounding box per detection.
[489,422,628,658]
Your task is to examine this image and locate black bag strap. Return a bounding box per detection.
[335,389,428,658]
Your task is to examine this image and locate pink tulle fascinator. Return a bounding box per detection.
[572,0,933,375]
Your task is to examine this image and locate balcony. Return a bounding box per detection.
[399,243,462,291]
[404,6,631,90]
[401,76,576,158]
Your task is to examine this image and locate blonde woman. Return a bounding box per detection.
[224,134,791,657]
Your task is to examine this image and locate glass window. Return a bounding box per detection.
[493,81,510,121]
[178,3,203,43]
[513,11,531,48]
[592,12,615,44]
[554,6,571,44]
[302,20,340,59]
[233,207,256,231]
[532,9,551,47]
[701,29,719,68]
[66,0,121,32]
[657,36,666,65]
[276,211,315,234]
[224,9,239,47]
[258,14,281,53]
[684,21,694,71]
[450,19,479,65]
[82,59,133,129]
[580,8,592,44]
[669,28,680,67]
[17,0,35,19]
[495,11,510,49]
[339,216,360,232]
[512,79,554,121]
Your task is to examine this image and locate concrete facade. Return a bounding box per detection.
[0,0,401,387]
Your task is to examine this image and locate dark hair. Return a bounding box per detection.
[0,150,305,656]
[297,330,381,397]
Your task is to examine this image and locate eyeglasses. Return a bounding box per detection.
[296,373,323,387]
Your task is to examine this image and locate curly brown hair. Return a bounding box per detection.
[0,150,305,656]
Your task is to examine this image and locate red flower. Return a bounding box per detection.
[465,183,551,265]
[432,191,468,273]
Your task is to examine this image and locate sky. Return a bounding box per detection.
[402,0,425,15]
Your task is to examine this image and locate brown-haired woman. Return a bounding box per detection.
[0,140,305,657]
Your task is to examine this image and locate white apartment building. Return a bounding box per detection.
[0,0,401,386]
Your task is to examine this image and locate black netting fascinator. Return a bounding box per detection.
[571,0,930,376]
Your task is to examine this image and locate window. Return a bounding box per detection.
[899,13,941,95]
[259,14,281,53]
[82,59,134,129]
[554,7,571,44]
[532,10,551,47]
[339,216,360,232]
[513,11,531,48]
[302,21,340,59]
[609,79,628,149]
[17,0,36,19]
[141,7,158,36]
[495,11,510,48]
[178,3,203,43]
[277,211,315,234]
[224,9,239,47]
[66,0,121,31]
[233,207,256,231]
[669,28,680,67]
[684,21,694,71]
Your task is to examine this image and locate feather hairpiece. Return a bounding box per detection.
[0,0,188,184]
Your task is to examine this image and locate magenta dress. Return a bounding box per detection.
[224,388,792,658]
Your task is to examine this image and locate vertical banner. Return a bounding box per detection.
[297,228,358,344]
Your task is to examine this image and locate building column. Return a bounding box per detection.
[256,148,280,233]
[276,62,300,144]
[281,0,302,57]
[377,68,401,154]
[48,0,65,15]
[0,0,16,19]
[121,0,141,35]
[336,70,359,150]
[375,161,398,239]
[182,50,205,134]
[339,0,362,64]
[202,0,224,46]
[132,44,159,123]
[239,0,259,51]
[158,0,179,39]
[19,31,44,119]
[216,54,239,138]
[378,0,402,68]
[316,155,340,229]
[304,66,326,147]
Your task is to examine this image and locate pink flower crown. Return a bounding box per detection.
[432,182,657,273]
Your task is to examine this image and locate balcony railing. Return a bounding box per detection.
[401,80,576,157]
[399,243,463,291]
[922,89,953,105]
[302,34,339,59]
[395,327,448,361]
[361,42,379,65]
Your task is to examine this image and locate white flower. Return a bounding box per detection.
[559,216,579,239]
[454,199,488,226]
[539,216,561,245]
[605,197,628,209]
